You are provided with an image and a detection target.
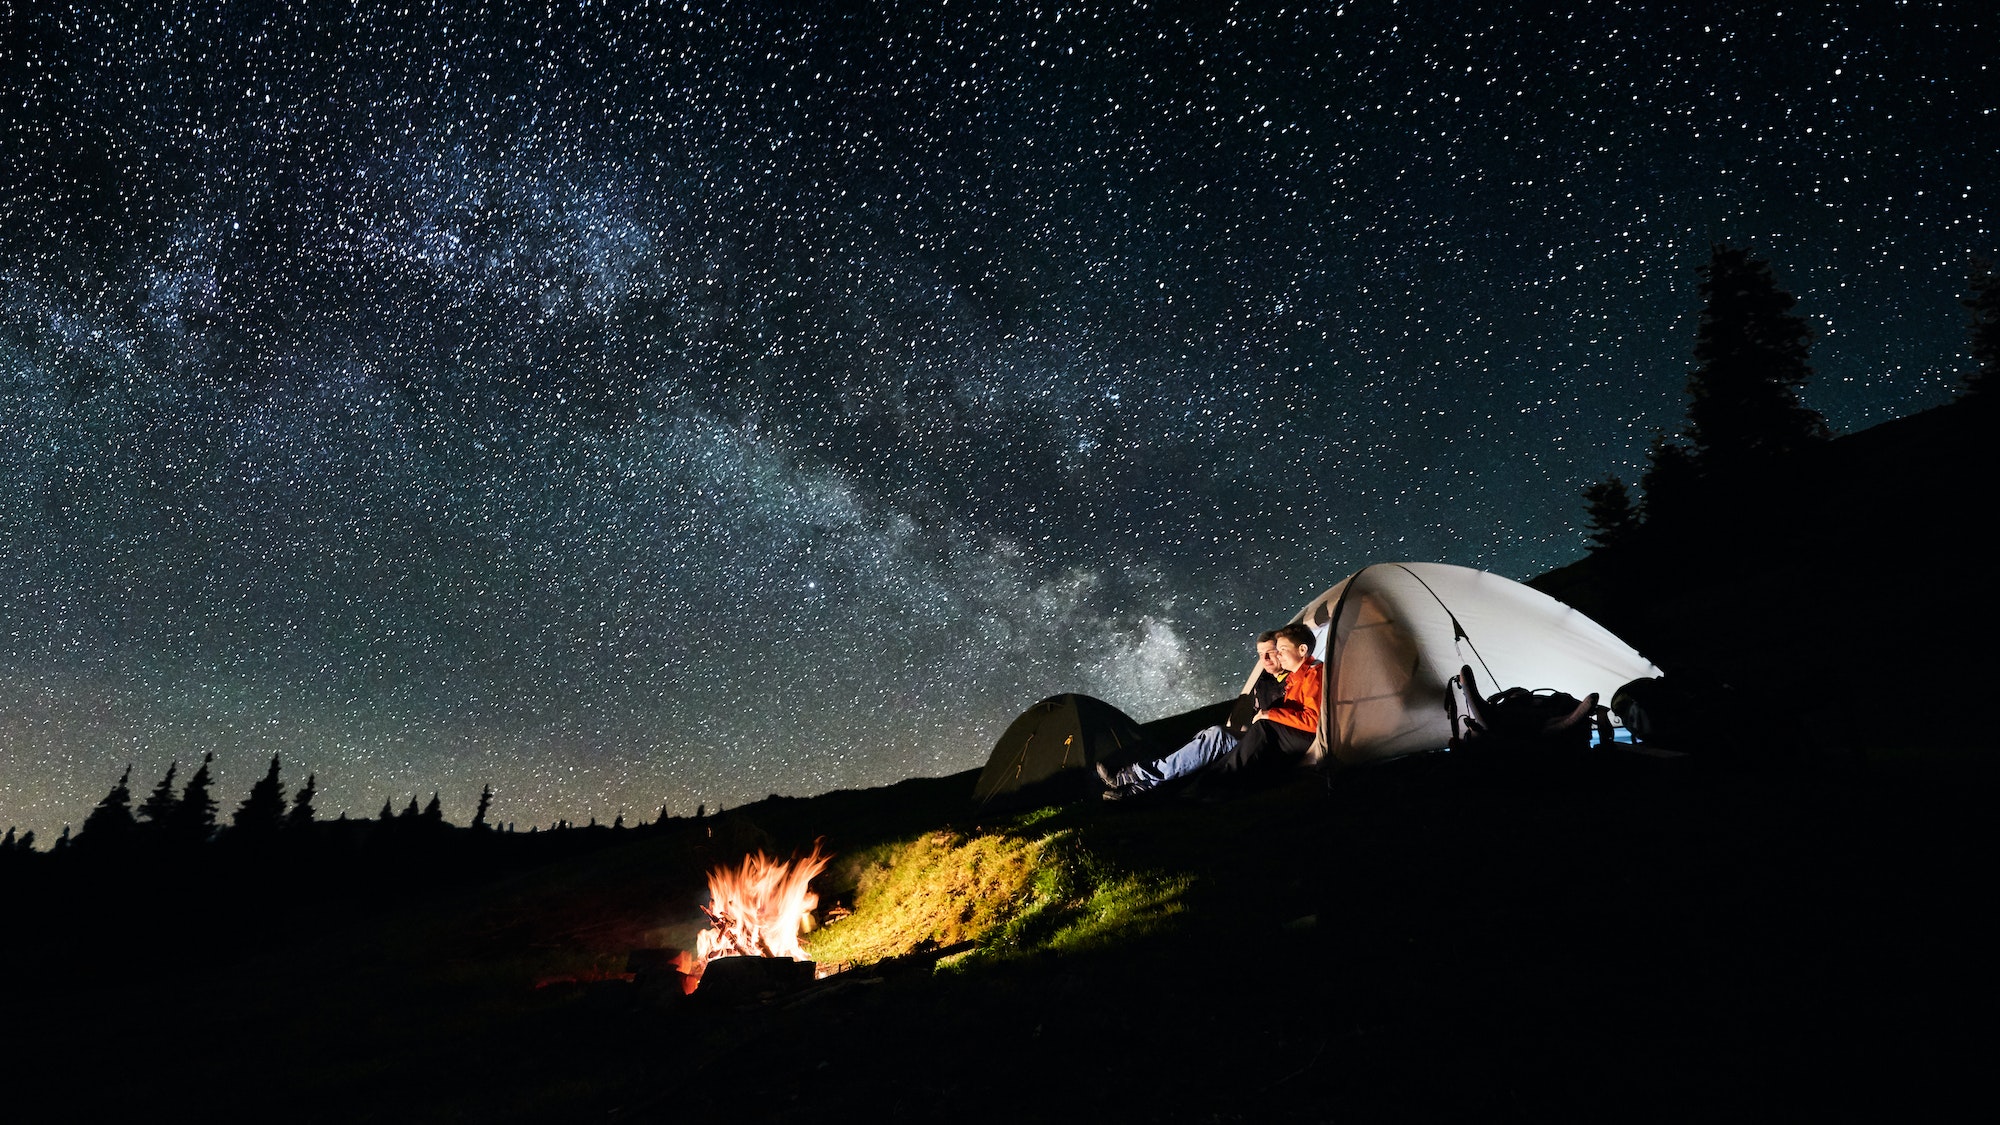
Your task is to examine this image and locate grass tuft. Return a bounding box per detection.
[804,807,1192,969]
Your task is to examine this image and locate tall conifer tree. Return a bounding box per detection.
[137,761,181,830]
[1683,245,1828,475]
[172,753,220,844]
[78,766,139,849]
[231,755,288,838]
[1581,475,1639,554]
[288,774,318,829]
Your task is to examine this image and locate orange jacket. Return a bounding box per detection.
[1263,657,1323,735]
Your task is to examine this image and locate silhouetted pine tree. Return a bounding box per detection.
[1582,475,1639,555]
[2,828,14,850]
[1683,245,1827,477]
[421,792,443,826]
[230,755,288,839]
[53,825,70,852]
[471,784,493,831]
[1963,258,2000,398]
[172,752,220,844]
[287,774,318,829]
[613,812,625,830]
[77,766,138,850]
[401,795,421,820]
[16,830,33,852]
[137,761,181,831]
[379,799,395,821]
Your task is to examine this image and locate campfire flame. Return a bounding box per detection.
[685,844,831,986]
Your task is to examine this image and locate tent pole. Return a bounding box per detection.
[1317,565,1372,758]
[1390,563,1500,690]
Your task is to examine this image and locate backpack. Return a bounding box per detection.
[1610,673,1757,754]
[1447,664,1607,753]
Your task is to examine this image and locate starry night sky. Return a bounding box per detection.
[3,1,1993,835]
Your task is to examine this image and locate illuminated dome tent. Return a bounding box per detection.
[973,693,1147,807]
[1252,562,1662,765]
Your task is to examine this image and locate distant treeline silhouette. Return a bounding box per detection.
[0,754,750,1008]
[2,753,717,866]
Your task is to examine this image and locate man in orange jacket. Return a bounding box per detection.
[1100,621,1323,800]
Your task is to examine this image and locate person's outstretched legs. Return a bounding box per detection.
[1100,724,1239,796]
[1210,719,1315,782]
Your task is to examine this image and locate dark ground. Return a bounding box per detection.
[5,745,1986,1122]
[619,754,1986,1123]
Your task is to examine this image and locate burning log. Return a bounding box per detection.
[659,842,832,998]
[693,843,830,963]
[691,954,817,1004]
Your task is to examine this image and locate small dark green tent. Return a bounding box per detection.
[972,693,1146,807]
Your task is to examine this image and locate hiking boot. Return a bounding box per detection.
[1094,761,1118,787]
[1101,783,1144,802]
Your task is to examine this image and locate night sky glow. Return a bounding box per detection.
[3,1,1993,835]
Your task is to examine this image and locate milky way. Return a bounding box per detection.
[2,1,1993,834]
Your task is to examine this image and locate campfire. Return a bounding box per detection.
[673,843,831,995]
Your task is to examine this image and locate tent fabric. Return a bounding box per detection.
[1242,562,1661,765]
[972,693,1147,806]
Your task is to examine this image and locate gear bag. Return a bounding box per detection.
[1446,664,1608,752]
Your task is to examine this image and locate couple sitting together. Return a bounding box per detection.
[1096,621,1323,801]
